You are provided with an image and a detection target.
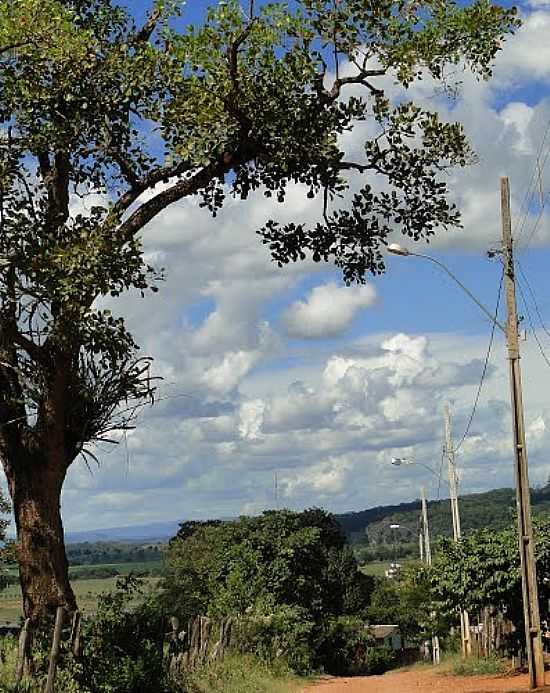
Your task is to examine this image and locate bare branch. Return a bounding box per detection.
[322,68,387,102]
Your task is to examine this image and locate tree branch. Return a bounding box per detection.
[0,41,32,55]
[134,7,162,44]
[322,68,387,102]
[115,160,229,241]
[110,158,195,218]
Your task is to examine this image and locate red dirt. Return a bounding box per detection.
[302,669,550,693]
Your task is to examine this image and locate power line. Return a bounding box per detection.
[516,259,550,341]
[522,190,550,252]
[517,274,550,372]
[454,269,504,454]
[515,116,550,245]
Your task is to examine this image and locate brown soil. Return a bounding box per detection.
[302,669,550,693]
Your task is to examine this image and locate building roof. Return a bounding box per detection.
[368,624,400,639]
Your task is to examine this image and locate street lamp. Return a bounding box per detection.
[387,177,545,689]
[391,453,471,656]
[390,456,440,479]
[387,244,506,333]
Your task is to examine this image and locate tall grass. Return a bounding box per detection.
[181,653,303,693]
[441,653,507,677]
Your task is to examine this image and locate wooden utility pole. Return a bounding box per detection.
[444,403,471,658]
[421,487,440,665]
[421,487,432,565]
[501,177,545,689]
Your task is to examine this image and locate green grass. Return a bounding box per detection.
[436,653,508,677]
[69,559,163,576]
[181,653,303,693]
[452,655,507,677]
[0,574,159,623]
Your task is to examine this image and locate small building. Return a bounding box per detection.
[368,624,403,651]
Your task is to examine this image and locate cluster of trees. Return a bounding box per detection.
[432,518,550,640]
[355,542,419,564]
[0,0,519,627]
[67,541,164,566]
[163,509,376,673]
[365,517,550,653]
[164,509,372,619]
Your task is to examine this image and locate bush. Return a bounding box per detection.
[234,605,316,675]
[67,576,171,693]
[364,646,395,675]
[317,616,394,676]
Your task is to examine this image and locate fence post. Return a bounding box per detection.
[45,606,65,693]
[15,618,31,683]
[70,610,82,658]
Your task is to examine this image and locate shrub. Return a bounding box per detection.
[317,616,393,676]
[67,576,171,693]
[234,605,316,675]
[364,646,395,675]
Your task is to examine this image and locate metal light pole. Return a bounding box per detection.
[420,487,440,665]
[388,176,546,688]
[444,403,471,658]
[391,450,471,656]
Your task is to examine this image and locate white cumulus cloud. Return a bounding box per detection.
[282,282,377,338]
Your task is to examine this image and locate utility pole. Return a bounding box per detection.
[501,177,545,689]
[444,403,471,658]
[421,487,440,665]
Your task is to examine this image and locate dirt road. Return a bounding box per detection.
[302,669,548,692]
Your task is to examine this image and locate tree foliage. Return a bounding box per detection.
[432,519,550,633]
[367,563,443,643]
[0,0,519,620]
[163,508,373,622]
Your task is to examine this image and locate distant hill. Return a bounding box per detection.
[61,484,550,546]
[335,485,550,545]
[65,520,181,543]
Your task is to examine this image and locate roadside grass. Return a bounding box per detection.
[437,653,508,677]
[181,653,304,693]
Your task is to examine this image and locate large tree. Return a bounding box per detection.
[0,0,518,624]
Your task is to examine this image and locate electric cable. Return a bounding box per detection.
[454,269,504,454]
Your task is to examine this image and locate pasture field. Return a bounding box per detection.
[359,559,414,577]
[0,564,162,623]
[70,559,164,576]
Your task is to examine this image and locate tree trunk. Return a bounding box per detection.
[5,458,76,624]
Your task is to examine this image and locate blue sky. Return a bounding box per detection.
[48,0,550,529]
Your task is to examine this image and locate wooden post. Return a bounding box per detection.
[45,606,65,693]
[70,610,81,658]
[501,177,545,689]
[15,618,30,683]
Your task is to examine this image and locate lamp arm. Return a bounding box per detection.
[410,252,506,334]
